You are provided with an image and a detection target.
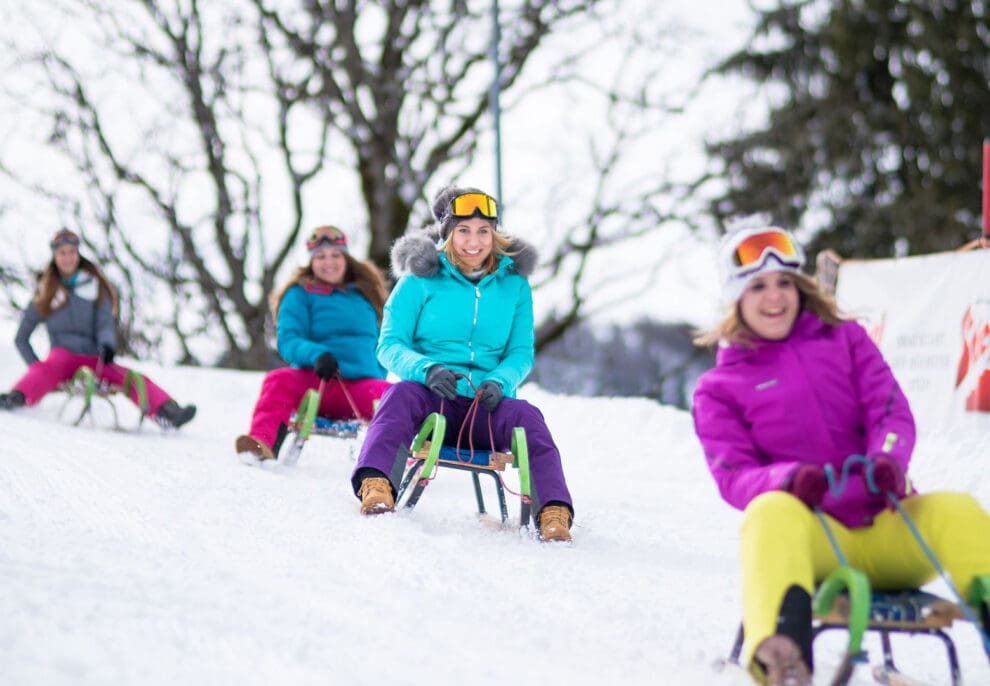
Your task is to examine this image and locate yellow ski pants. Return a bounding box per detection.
[740,490,990,670]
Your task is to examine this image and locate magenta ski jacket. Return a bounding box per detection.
[692,311,916,528]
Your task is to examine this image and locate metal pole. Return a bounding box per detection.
[490,0,504,218]
[982,138,989,241]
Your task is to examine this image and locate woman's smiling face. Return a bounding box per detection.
[54,244,80,278]
[450,217,494,270]
[311,247,348,285]
[738,271,800,340]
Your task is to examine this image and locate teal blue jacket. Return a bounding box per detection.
[278,281,386,380]
[378,234,537,398]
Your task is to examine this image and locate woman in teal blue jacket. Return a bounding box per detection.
[235,226,390,462]
[350,186,574,541]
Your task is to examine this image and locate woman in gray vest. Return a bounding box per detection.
[0,229,196,428]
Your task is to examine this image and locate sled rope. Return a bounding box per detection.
[434,375,527,500]
[814,508,849,568]
[814,455,878,567]
[840,451,990,657]
[333,371,365,421]
[813,455,879,685]
[887,493,989,653]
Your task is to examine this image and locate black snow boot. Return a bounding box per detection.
[775,585,814,671]
[155,400,197,429]
[0,390,25,410]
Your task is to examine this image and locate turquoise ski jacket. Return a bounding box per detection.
[378,231,538,398]
[277,282,386,380]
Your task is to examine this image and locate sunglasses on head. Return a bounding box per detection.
[306,227,347,251]
[446,192,498,223]
[732,229,803,273]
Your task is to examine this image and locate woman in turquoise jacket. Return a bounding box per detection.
[235,226,390,462]
[350,185,574,542]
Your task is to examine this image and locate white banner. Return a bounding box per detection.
[835,249,990,430]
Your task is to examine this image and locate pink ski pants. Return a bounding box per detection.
[13,347,173,415]
[246,366,390,450]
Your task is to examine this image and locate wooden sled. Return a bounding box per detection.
[394,412,533,528]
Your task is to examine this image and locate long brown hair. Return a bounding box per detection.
[694,271,848,348]
[34,256,118,318]
[270,252,388,327]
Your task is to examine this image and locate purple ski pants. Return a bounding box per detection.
[351,381,573,516]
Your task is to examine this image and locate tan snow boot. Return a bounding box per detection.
[754,634,812,686]
[235,434,275,461]
[358,476,395,515]
[538,504,572,542]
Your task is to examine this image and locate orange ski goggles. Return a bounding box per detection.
[446,192,499,223]
[731,229,803,273]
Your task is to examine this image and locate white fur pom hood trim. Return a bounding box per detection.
[389,225,538,279]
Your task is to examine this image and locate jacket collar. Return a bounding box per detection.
[302,279,351,295]
[389,227,538,280]
[717,311,828,365]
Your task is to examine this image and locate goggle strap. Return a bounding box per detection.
[733,251,803,278]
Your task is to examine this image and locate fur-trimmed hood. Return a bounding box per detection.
[389,225,538,279]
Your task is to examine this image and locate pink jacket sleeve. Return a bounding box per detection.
[692,377,801,511]
[845,321,916,473]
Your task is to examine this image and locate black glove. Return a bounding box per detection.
[478,381,503,412]
[97,344,115,365]
[425,365,458,399]
[314,352,339,381]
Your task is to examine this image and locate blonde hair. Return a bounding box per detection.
[441,224,515,275]
[694,271,847,347]
[34,256,118,318]
[271,252,388,327]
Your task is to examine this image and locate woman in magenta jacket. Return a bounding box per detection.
[692,223,990,685]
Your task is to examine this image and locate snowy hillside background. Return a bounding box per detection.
[2,321,990,686]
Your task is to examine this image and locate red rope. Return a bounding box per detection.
[333,371,364,421]
[496,470,528,498]
[449,375,495,465]
[427,376,526,503]
[454,382,527,499]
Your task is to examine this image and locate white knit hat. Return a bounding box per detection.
[718,223,806,305]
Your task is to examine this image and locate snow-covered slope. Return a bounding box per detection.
[1,337,988,685]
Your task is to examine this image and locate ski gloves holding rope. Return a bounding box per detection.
[785,464,829,509]
[477,382,503,412]
[314,352,338,381]
[425,365,503,412]
[426,365,458,399]
[869,457,906,499]
[784,455,906,509]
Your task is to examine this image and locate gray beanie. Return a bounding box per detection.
[431,185,497,241]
